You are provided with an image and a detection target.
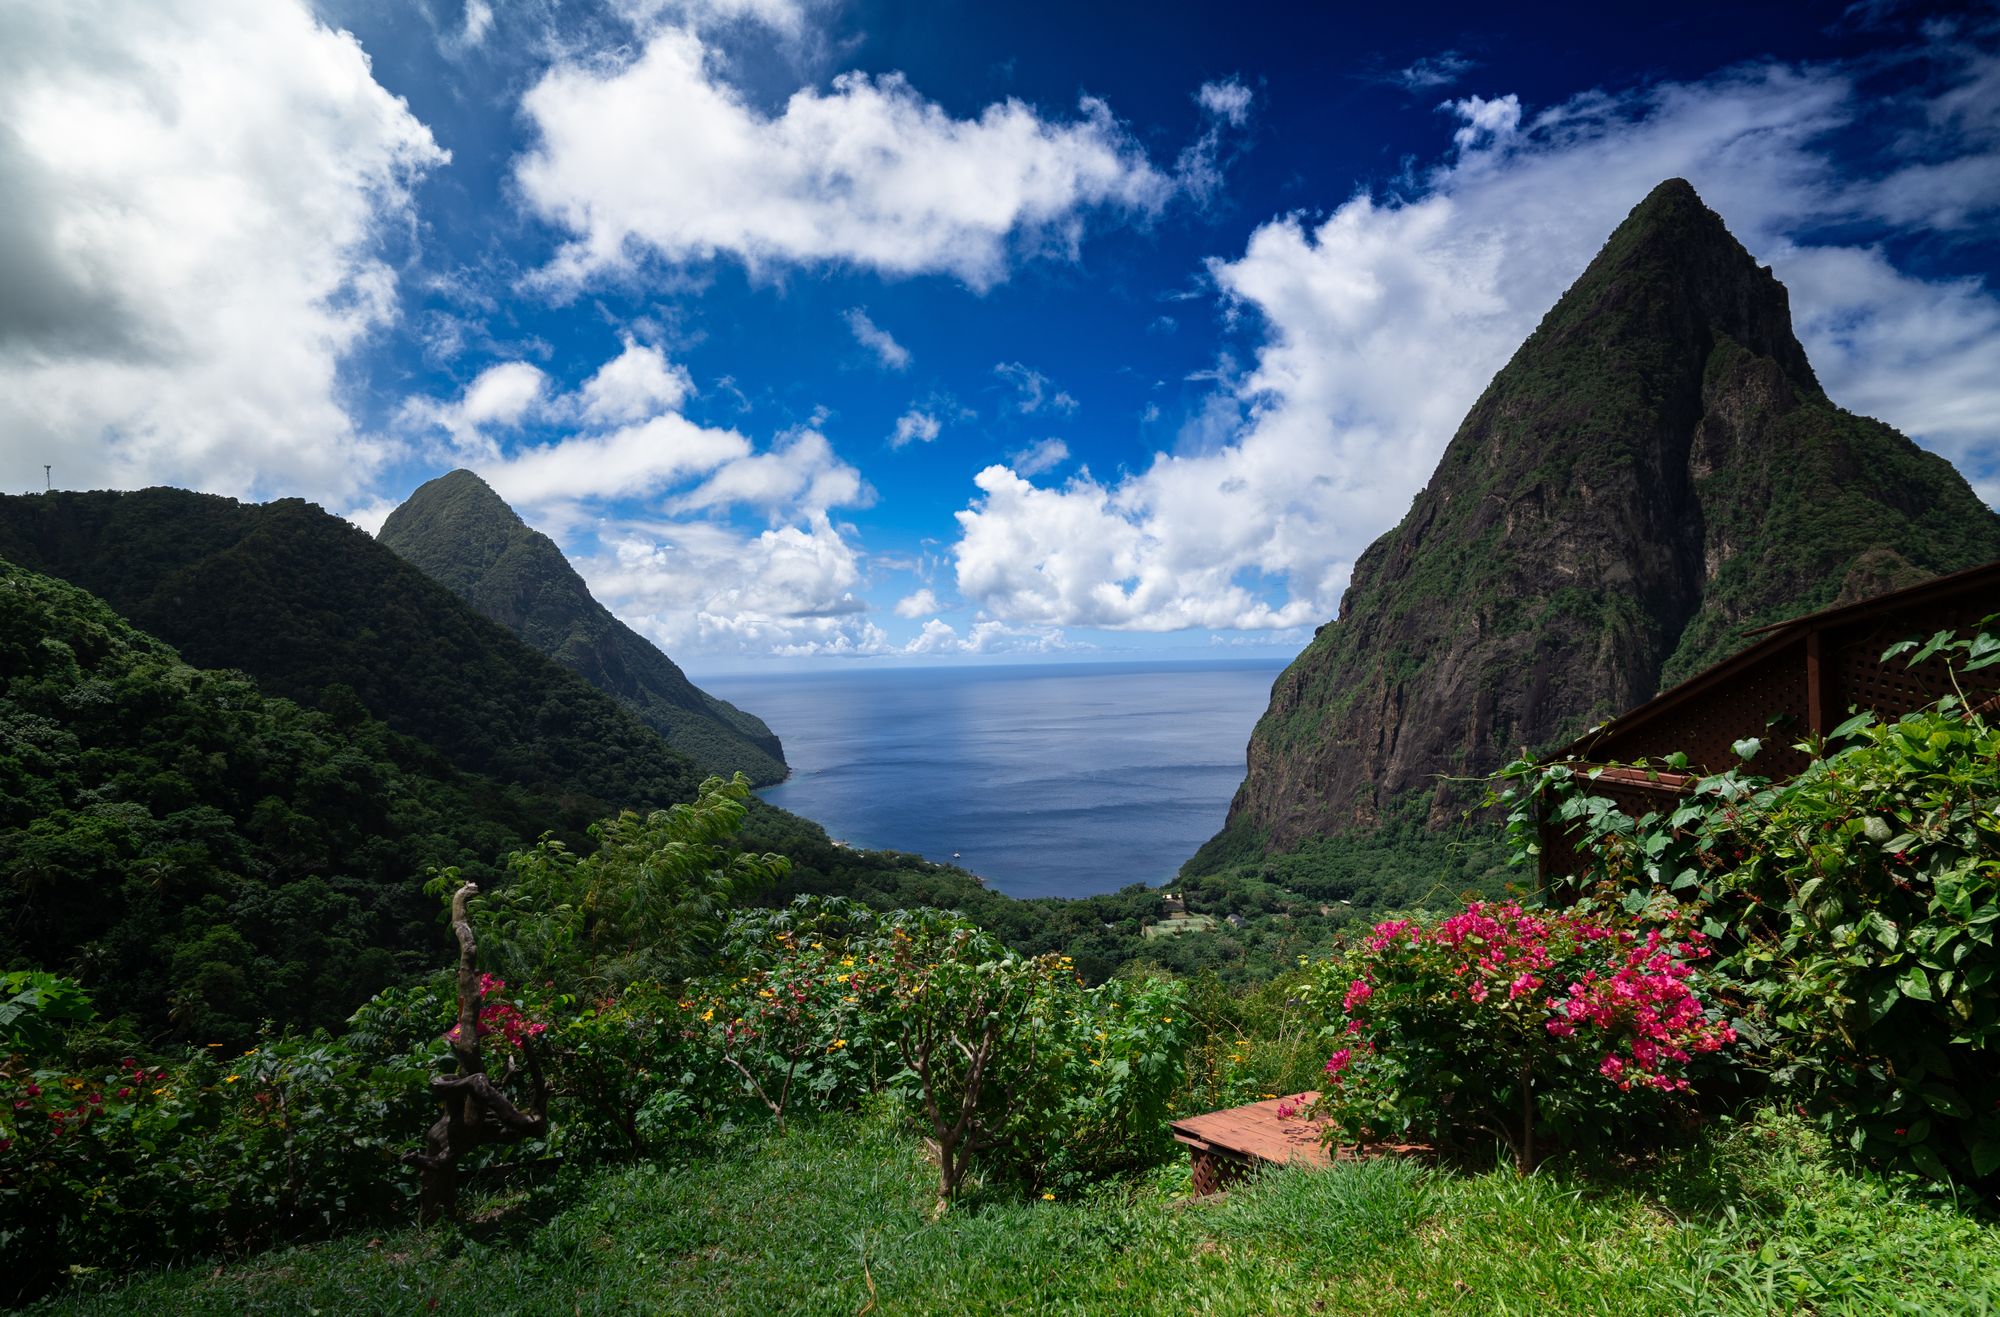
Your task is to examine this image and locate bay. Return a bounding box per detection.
[702,659,1287,899]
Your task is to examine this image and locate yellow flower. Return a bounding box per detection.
[1161,1016,1173,1024]
[1041,1193,1055,1201]
[223,1075,241,1084]
[241,1048,258,1056]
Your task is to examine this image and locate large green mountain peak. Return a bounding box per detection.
[1193,178,2000,868]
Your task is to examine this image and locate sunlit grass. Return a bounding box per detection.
[34,1109,2000,1316]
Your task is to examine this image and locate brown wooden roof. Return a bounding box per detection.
[1535,559,2000,887]
[1555,558,2000,776]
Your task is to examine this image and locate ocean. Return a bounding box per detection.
[702,659,1289,899]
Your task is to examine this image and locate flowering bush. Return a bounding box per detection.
[1514,676,2000,1187]
[709,900,1191,1206]
[1,1032,430,1300]
[1305,900,1737,1168]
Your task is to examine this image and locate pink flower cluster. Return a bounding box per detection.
[1333,903,1732,1096]
[444,975,549,1049]
[1546,928,1735,1091]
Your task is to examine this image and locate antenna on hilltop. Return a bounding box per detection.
[44,464,51,493]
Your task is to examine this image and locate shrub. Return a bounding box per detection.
[711,899,1192,1207]
[1506,627,2000,1186]
[468,773,790,989]
[0,1033,431,1300]
[1304,900,1737,1169]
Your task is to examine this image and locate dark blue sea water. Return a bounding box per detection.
[702,659,1288,900]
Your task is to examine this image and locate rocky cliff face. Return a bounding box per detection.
[1196,179,2000,865]
[379,470,787,784]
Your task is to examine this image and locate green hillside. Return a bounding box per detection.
[0,555,540,1041]
[0,488,708,831]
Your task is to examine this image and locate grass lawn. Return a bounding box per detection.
[31,1109,2000,1316]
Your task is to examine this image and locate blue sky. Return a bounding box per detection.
[3,1,1997,672]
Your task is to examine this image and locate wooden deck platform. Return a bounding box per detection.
[1170,1093,1329,1194]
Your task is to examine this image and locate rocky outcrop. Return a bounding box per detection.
[1196,179,2000,865]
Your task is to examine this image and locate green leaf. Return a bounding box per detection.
[1900,967,1934,1002]
[1909,629,1956,667]
[1909,1142,1950,1181]
[1867,979,1902,1023]
[1829,710,1877,740]
[1921,1084,1971,1119]
[1971,1138,2000,1179]
[1732,737,1762,761]
[1880,639,1918,662]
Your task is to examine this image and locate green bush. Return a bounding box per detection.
[1510,628,2000,1187]
[711,900,1193,1203]
[1300,900,1738,1169]
[1,1029,432,1300]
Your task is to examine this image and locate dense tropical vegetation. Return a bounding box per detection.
[4,483,1998,1311]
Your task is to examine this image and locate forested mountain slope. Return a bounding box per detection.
[379,469,786,785]
[1195,178,2000,869]
[0,488,705,833]
[0,556,543,1041]
[0,493,1101,1015]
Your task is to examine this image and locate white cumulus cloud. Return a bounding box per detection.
[581,337,694,425]
[889,409,942,448]
[516,24,1171,290]
[948,43,2000,631]
[585,512,887,657]
[894,587,940,618]
[0,0,445,501]
[1446,93,1520,149]
[844,307,911,370]
[402,361,548,457]
[1196,79,1254,127]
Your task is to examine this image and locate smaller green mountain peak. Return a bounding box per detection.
[379,472,789,784]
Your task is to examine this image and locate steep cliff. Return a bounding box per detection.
[1196,179,2000,866]
[379,470,787,784]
